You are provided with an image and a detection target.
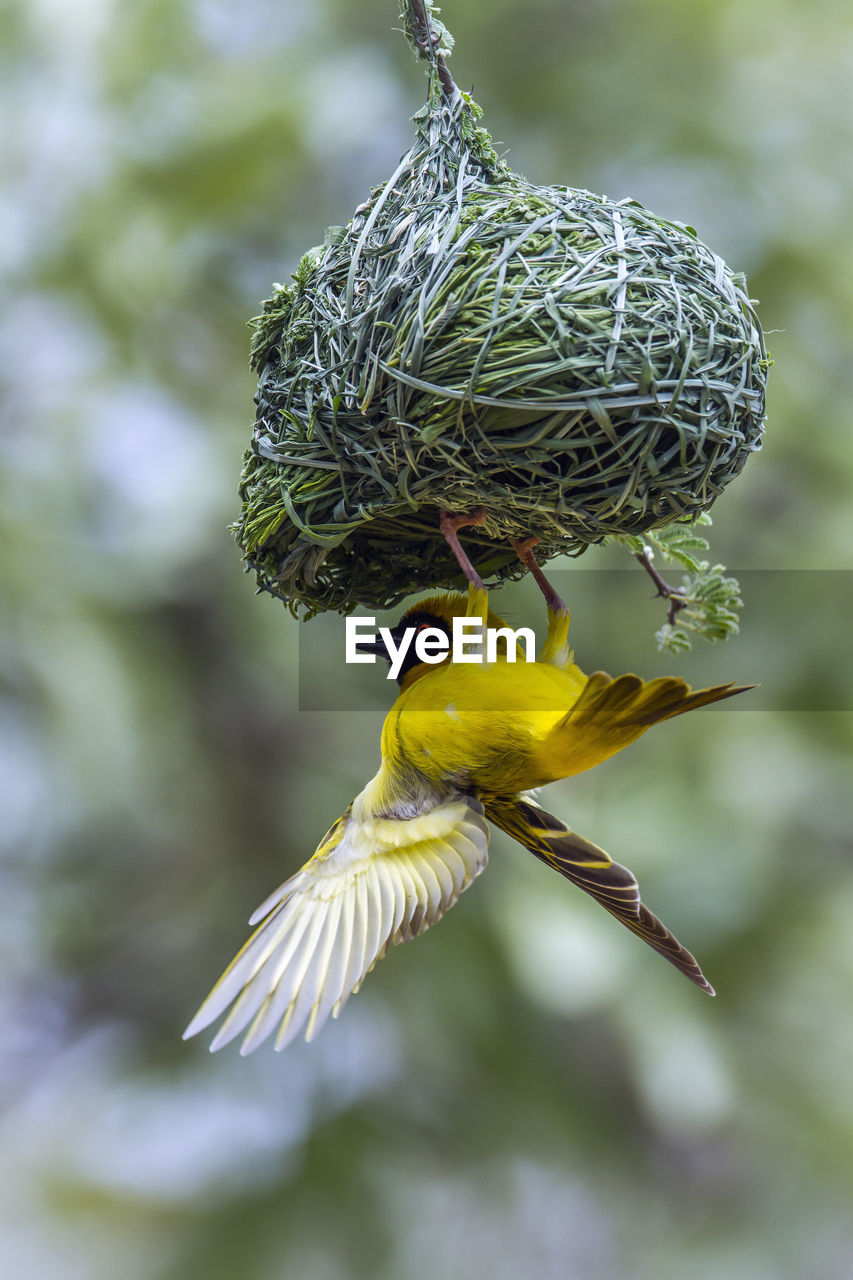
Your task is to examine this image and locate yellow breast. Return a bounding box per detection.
[381,658,588,794]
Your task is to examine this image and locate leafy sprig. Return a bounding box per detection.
[609,515,743,653]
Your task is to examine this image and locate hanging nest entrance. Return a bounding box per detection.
[237,0,768,616]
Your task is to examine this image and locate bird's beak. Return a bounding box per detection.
[355,634,391,659]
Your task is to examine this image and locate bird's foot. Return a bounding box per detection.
[439,507,487,592]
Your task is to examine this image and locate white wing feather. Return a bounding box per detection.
[184,789,489,1053]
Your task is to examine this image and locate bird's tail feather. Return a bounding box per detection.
[485,794,714,995]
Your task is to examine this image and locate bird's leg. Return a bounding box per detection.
[510,535,568,617]
[511,535,572,668]
[439,507,488,591]
[439,507,488,622]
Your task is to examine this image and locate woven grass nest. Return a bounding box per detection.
[238,1,768,616]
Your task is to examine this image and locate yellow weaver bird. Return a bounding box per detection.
[185,511,749,1054]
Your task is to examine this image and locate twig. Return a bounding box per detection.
[405,0,458,100]
[634,548,688,625]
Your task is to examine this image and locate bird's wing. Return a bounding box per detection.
[184,790,489,1054]
[547,671,751,776]
[485,794,714,994]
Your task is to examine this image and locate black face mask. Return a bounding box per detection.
[355,612,452,683]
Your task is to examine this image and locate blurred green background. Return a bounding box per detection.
[2,0,852,1276]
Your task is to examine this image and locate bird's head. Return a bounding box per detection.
[355,593,510,687]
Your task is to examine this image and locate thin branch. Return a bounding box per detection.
[405,0,458,100]
[634,549,688,625]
